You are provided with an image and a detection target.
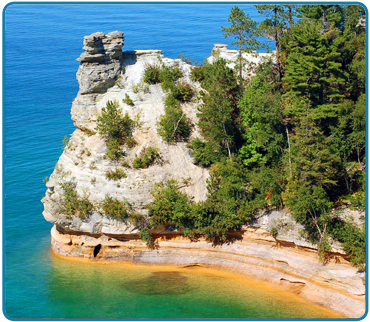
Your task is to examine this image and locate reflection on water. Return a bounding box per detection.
[45,256,340,320]
[124,271,194,295]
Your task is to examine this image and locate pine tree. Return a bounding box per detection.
[197,59,241,159]
[222,6,261,80]
[283,19,346,127]
[296,5,345,31]
[238,65,285,168]
[254,5,286,78]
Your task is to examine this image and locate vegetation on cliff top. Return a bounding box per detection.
[147,4,366,268]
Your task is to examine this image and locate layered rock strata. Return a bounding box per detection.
[43,32,366,319]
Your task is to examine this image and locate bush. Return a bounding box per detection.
[187,138,223,167]
[270,226,278,238]
[157,94,191,143]
[101,195,129,220]
[59,182,94,218]
[190,65,204,82]
[172,81,194,102]
[143,64,161,84]
[125,136,137,148]
[143,63,183,87]
[132,147,160,169]
[122,93,134,106]
[96,100,136,160]
[105,168,126,181]
[148,180,193,228]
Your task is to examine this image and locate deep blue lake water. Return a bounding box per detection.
[4,4,335,320]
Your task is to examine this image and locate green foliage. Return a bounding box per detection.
[105,168,126,181]
[187,139,223,167]
[142,62,182,86]
[139,227,152,242]
[62,135,70,148]
[248,165,285,210]
[101,195,129,220]
[196,59,241,160]
[122,93,134,106]
[157,93,191,143]
[329,217,365,269]
[283,20,346,114]
[81,128,96,136]
[171,81,194,102]
[190,65,204,82]
[222,6,261,79]
[270,226,278,238]
[115,76,124,88]
[341,222,366,270]
[296,5,344,31]
[131,80,149,94]
[142,63,161,84]
[96,100,136,160]
[59,182,94,218]
[238,66,285,167]
[132,147,160,169]
[148,180,193,228]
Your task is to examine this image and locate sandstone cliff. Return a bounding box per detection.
[42,32,366,319]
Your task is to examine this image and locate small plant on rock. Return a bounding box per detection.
[101,195,130,220]
[132,146,160,169]
[59,181,94,218]
[122,93,134,106]
[190,65,204,82]
[105,168,126,181]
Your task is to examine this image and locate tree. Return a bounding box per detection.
[296,5,344,31]
[255,5,286,79]
[222,6,261,80]
[96,100,136,159]
[157,93,191,143]
[196,59,241,161]
[283,19,346,129]
[238,63,285,168]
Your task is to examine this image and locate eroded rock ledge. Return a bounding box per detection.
[51,223,365,319]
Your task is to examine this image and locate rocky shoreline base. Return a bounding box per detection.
[50,224,366,319]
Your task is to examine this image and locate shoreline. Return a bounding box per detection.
[51,249,343,319]
[50,225,366,319]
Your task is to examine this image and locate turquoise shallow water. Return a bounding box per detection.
[5,4,336,320]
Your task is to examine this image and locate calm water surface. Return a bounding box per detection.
[5,4,334,319]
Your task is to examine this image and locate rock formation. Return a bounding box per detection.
[42,32,365,319]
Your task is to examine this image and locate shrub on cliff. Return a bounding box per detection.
[190,65,204,82]
[96,100,136,160]
[101,195,130,220]
[171,81,194,102]
[105,168,126,180]
[148,180,193,229]
[143,63,182,87]
[59,181,94,218]
[157,93,191,143]
[132,146,160,169]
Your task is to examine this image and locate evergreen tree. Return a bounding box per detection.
[254,5,286,78]
[222,6,261,80]
[283,19,346,129]
[196,59,241,160]
[238,64,285,168]
[296,4,345,31]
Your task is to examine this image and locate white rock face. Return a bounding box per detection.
[42,32,209,235]
[208,44,274,78]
